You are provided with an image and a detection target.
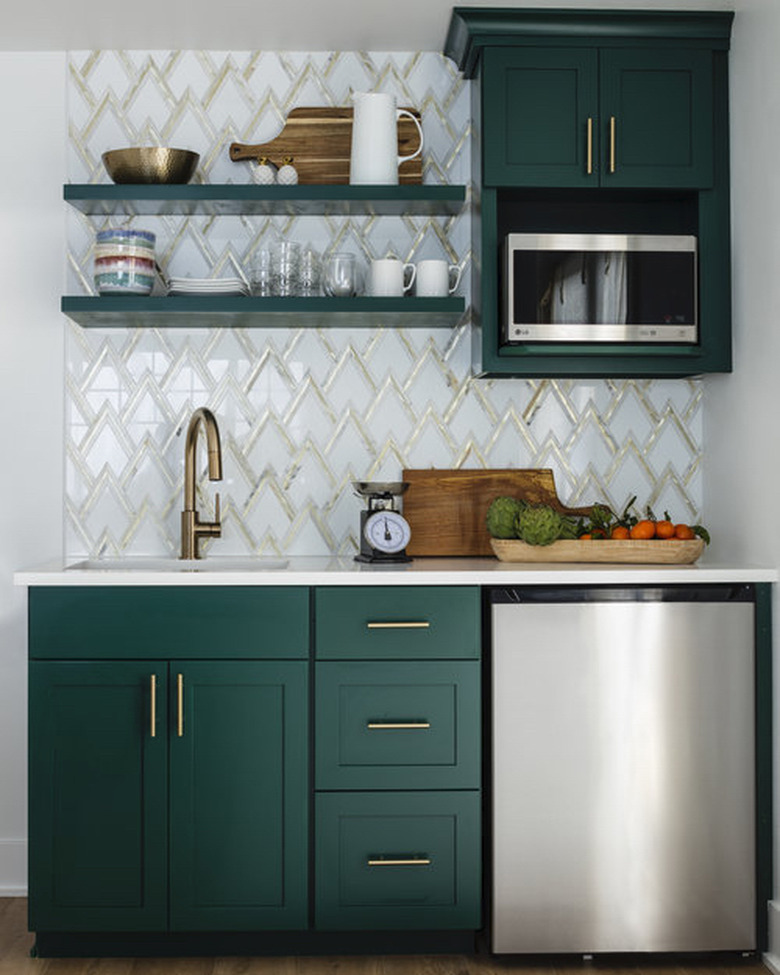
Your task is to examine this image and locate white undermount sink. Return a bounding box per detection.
[67,557,289,572]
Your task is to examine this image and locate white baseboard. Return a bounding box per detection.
[0,839,27,896]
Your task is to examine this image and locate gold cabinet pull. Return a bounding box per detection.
[586,116,593,175]
[367,721,431,730]
[609,115,616,173]
[176,673,184,737]
[367,856,431,867]
[150,674,157,738]
[367,621,430,630]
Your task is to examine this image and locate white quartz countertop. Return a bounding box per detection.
[13,555,778,586]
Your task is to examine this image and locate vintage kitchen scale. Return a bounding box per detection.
[353,481,412,563]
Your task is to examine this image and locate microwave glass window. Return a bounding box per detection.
[512,250,696,327]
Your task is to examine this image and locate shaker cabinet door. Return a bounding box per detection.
[599,48,714,188]
[28,661,168,932]
[483,46,599,187]
[168,660,308,931]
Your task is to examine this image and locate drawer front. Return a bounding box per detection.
[315,791,481,931]
[315,586,480,659]
[315,661,480,790]
[29,586,309,659]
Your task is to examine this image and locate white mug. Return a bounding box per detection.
[415,259,462,297]
[368,258,416,297]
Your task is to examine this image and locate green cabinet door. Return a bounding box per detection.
[168,660,308,930]
[599,48,713,188]
[483,46,599,187]
[28,661,168,931]
[482,45,714,189]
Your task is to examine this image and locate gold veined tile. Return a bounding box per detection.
[64,49,704,559]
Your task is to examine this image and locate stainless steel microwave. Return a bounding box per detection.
[503,233,698,344]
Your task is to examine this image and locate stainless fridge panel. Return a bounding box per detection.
[492,597,755,953]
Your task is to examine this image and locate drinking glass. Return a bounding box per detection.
[323,252,358,297]
[275,241,301,296]
[300,247,321,297]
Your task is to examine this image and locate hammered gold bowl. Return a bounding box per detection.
[102,147,200,184]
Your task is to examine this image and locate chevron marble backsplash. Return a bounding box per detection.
[64,50,703,559]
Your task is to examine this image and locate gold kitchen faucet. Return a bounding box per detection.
[180,407,223,560]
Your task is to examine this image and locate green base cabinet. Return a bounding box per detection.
[445,8,734,378]
[28,588,309,934]
[29,661,168,932]
[28,584,482,947]
[315,791,481,930]
[313,586,482,933]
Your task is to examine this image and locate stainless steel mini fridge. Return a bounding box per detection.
[490,584,756,954]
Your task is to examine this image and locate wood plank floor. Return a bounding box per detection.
[0,899,771,975]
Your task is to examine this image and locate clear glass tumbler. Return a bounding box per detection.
[275,241,301,296]
[323,252,358,297]
[249,248,275,297]
[299,247,321,297]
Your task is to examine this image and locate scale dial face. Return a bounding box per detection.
[363,510,411,554]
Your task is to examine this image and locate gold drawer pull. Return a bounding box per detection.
[586,116,593,175]
[367,621,430,630]
[177,673,184,737]
[367,721,431,730]
[150,674,157,739]
[609,115,617,173]
[367,856,431,867]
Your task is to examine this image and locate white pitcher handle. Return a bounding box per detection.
[396,109,424,165]
[449,264,462,294]
[403,262,416,293]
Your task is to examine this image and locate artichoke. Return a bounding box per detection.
[486,496,526,538]
[515,503,565,546]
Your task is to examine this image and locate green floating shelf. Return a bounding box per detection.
[61,296,467,328]
[64,184,468,217]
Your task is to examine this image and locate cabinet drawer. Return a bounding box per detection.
[315,586,480,659]
[315,661,479,789]
[29,586,309,659]
[315,791,481,931]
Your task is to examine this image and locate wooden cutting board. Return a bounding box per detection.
[402,468,593,557]
[229,107,423,185]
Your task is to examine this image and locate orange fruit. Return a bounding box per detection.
[610,525,630,539]
[655,519,675,539]
[674,523,695,540]
[630,519,656,540]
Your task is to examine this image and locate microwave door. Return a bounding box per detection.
[594,252,627,325]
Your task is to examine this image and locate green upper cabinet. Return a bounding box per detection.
[483,47,598,187]
[598,47,713,188]
[483,45,714,189]
[445,8,734,378]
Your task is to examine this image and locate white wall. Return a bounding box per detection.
[0,53,66,894]
[704,0,780,965]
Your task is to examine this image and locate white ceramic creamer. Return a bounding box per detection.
[349,92,424,185]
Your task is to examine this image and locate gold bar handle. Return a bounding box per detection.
[367,721,431,730]
[609,115,616,173]
[586,116,593,175]
[177,673,184,738]
[367,621,430,630]
[367,857,432,867]
[150,674,157,739]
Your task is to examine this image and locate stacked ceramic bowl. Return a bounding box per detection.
[94,228,156,295]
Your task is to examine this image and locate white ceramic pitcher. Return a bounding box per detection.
[349,92,424,185]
